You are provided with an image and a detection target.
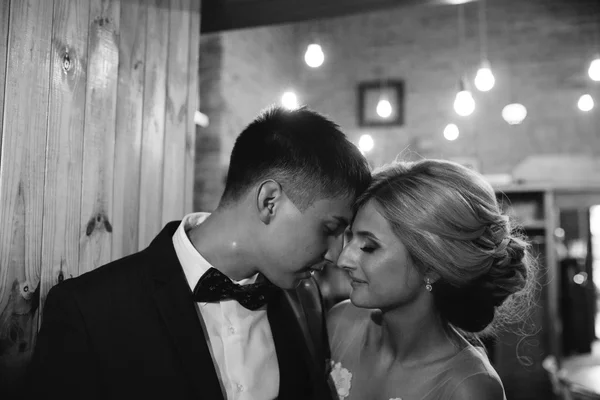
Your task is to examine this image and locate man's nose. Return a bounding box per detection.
[324,233,344,265]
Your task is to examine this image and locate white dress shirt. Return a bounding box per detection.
[172,212,279,400]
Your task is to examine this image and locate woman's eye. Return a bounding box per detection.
[360,246,375,253]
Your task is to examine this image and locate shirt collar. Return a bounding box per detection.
[172,212,258,294]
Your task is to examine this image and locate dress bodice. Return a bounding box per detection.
[328,303,506,400]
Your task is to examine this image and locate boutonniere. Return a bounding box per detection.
[329,360,352,399]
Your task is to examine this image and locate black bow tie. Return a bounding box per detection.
[192,268,277,311]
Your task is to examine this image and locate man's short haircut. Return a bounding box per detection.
[220,106,371,210]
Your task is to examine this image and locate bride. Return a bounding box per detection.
[327,159,535,400]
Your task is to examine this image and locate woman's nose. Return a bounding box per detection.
[336,244,356,271]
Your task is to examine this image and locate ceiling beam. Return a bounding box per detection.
[201,0,454,34]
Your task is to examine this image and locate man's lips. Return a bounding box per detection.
[310,263,326,272]
[348,274,367,284]
[307,261,330,272]
[298,262,329,277]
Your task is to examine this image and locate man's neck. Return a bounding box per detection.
[187,208,260,281]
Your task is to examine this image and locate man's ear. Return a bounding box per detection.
[256,180,283,224]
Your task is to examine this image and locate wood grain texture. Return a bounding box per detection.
[39,0,90,322]
[112,0,147,260]
[79,0,120,274]
[0,0,54,387]
[185,0,201,215]
[0,0,9,161]
[0,0,203,389]
[139,0,169,249]
[161,0,190,224]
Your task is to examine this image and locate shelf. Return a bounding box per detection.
[520,220,546,231]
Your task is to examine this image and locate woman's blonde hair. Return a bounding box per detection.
[355,159,537,334]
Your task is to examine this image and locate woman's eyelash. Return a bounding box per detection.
[360,246,375,253]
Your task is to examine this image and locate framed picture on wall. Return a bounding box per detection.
[357,79,404,127]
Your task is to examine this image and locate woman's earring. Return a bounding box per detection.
[425,278,433,292]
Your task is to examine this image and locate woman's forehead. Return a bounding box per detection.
[353,202,392,235]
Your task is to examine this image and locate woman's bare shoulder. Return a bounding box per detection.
[326,299,372,348]
[448,372,505,400]
[327,299,370,327]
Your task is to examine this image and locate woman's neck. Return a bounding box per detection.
[375,298,458,367]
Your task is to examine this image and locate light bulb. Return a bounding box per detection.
[578,94,594,112]
[474,65,495,92]
[304,44,324,68]
[443,124,459,141]
[193,111,209,127]
[573,273,586,285]
[454,90,475,116]
[589,57,600,81]
[281,91,298,110]
[376,99,393,118]
[502,103,527,125]
[358,134,374,153]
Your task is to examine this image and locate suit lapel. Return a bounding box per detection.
[268,289,315,400]
[147,222,224,400]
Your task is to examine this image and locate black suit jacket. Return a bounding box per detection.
[27,222,334,400]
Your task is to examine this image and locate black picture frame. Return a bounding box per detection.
[357,80,404,127]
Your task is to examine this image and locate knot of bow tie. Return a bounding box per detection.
[192,268,277,310]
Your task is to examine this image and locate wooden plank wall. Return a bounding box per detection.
[0,0,201,392]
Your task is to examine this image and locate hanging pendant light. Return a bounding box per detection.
[444,123,460,141]
[454,78,475,117]
[474,1,495,92]
[376,99,393,118]
[281,91,299,110]
[358,134,374,153]
[578,94,594,111]
[589,56,600,81]
[453,5,474,117]
[502,103,527,125]
[475,60,495,92]
[304,43,324,68]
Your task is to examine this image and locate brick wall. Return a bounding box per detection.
[196,25,297,211]
[292,0,600,174]
[198,0,600,192]
[196,34,225,212]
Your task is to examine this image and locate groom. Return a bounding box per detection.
[28,106,371,399]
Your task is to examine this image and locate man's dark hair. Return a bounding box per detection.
[220,106,371,210]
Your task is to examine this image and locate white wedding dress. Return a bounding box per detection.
[328,303,506,400]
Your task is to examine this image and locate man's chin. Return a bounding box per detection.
[265,274,299,290]
[269,269,316,290]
